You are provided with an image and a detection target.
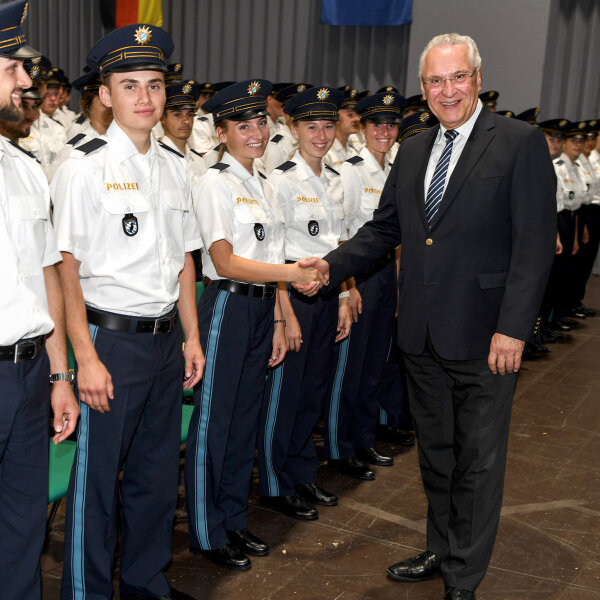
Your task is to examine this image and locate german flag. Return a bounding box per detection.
[100,0,163,30]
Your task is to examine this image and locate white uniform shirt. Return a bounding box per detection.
[49,121,98,182]
[192,151,285,282]
[348,130,365,152]
[577,153,599,206]
[65,114,90,141]
[0,136,61,344]
[386,141,399,165]
[553,153,588,212]
[158,135,207,185]
[20,111,67,178]
[340,146,392,238]
[262,125,296,174]
[588,149,600,206]
[272,152,346,261]
[324,137,357,168]
[52,121,201,317]
[189,111,218,154]
[54,106,78,129]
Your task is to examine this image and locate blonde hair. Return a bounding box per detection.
[419,33,482,78]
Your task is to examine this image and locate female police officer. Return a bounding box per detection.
[185,80,324,571]
[258,86,353,521]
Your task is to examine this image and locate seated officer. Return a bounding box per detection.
[52,23,204,600]
[0,2,79,599]
[159,80,207,184]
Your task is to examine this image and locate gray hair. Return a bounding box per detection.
[418,33,482,78]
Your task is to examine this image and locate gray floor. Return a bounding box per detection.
[42,275,600,600]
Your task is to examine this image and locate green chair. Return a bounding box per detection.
[47,439,77,530]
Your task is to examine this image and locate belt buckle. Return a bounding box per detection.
[14,339,37,364]
[153,316,172,335]
[262,285,272,300]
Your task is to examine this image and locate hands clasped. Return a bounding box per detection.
[290,257,331,297]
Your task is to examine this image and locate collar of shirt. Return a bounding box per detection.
[0,135,20,160]
[159,133,187,157]
[436,99,483,144]
[106,121,159,164]
[359,145,386,174]
[293,151,326,183]
[221,150,262,183]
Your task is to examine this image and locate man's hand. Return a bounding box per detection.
[269,322,288,367]
[183,337,205,389]
[348,287,362,323]
[284,314,303,352]
[335,299,352,342]
[77,358,114,412]
[582,224,590,245]
[572,236,579,255]
[556,233,563,255]
[50,381,80,444]
[292,257,330,296]
[488,333,525,375]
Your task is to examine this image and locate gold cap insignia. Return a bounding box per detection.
[134,26,152,46]
[297,84,306,93]
[420,112,430,122]
[30,65,39,78]
[32,56,40,64]
[534,108,540,118]
[591,120,597,127]
[350,89,357,98]
[386,86,393,91]
[489,91,496,98]
[174,63,182,72]
[559,120,567,127]
[579,121,586,129]
[247,80,260,96]
[382,94,394,106]
[21,1,29,24]
[317,88,330,101]
[182,83,191,94]
[504,111,513,118]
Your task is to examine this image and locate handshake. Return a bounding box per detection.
[290,257,330,297]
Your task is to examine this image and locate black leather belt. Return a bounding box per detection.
[0,334,46,363]
[216,279,277,300]
[86,306,177,334]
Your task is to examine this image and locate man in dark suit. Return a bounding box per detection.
[298,34,557,599]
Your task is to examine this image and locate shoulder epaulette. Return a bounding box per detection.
[325,165,340,176]
[198,116,208,122]
[258,171,267,179]
[75,114,86,125]
[51,117,64,127]
[158,141,184,158]
[276,160,296,172]
[9,140,39,162]
[76,138,107,155]
[210,162,229,172]
[555,159,564,165]
[190,148,203,157]
[574,161,580,167]
[212,143,222,152]
[346,155,364,165]
[271,134,283,144]
[67,133,86,146]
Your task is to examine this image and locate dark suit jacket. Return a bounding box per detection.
[325,107,557,360]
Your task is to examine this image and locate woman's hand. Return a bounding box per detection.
[335,299,352,342]
[269,322,288,367]
[285,314,303,352]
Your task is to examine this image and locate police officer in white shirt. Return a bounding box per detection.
[324,86,360,167]
[54,70,77,128]
[185,79,324,571]
[52,24,204,600]
[159,80,207,184]
[258,86,354,521]
[326,91,406,475]
[189,81,234,153]
[0,3,79,598]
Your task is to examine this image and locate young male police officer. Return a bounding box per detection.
[52,24,204,600]
[0,2,79,599]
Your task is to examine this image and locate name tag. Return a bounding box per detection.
[236,197,259,205]
[296,195,319,203]
[105,182,139,191]
[363,187,382,195]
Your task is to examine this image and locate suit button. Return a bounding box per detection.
[425,238,433,246]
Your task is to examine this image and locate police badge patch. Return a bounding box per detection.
[308,220,319,236]
[254,223,265,241]
[569,191,575,200]
[122,213,138,236]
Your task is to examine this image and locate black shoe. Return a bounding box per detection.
[578,303,596,317]
[549,320,571,332]
[355,446,394,466]
[121,587,198,600]
[189,542,251,571]
[387,550,442,582]
[445,587,476,599]
[296,483,338,506]
[522,343,541,360]
[567,307,586,319]
[260,494,318,520]
[375,424,416,446]
[540,329,557,343]
[328,457,375,480]
[559,316,579,327]
[533,343,548,353]
[227,528,269,556]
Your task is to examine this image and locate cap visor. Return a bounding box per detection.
[2,44,41,59]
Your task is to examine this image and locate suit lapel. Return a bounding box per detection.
[429,109,496,230]
[415,126,439,230]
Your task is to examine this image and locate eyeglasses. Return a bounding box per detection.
[422,68,478,90]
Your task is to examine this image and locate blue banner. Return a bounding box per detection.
[320,0,412,27]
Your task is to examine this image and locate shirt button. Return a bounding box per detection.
[426,238,433,246]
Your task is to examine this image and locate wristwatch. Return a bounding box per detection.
[49,371,76,385]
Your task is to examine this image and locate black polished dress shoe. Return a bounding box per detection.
[559,316,579,327]
[375,424,416,446]
[296,483,338,506]
[355,446,394,466]
[260,494,318,520]
[578,303,596,317]
[328,457,375,480]
[387,550,442,582]
[445,587,476,599]
[121,587,198,600]
[567,306,586,319]
[549,320,571,332]
[227,528,269,556]
[540,328,558,343]
[189,542,251,571]
[522,342,541,360]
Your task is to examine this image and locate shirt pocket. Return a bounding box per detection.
[292,201,326,222]
[361,190,381,212]
[13,195,49,275]
[98,192,151,253]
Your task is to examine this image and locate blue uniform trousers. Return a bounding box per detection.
[325,259,396,458]
[0,348,49,600]
[258,287,338,497]
[61,322,183,600]
[185,285,274,550]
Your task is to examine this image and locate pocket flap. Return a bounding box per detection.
[100,192,149,214]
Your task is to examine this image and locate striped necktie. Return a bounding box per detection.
[425,129,458,226]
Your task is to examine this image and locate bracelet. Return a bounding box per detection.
[274,319,286,327]
[338,291,350,299]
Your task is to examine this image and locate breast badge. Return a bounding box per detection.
[308,220,319,236]
[254,223,265,241]
[122,213,139,236]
